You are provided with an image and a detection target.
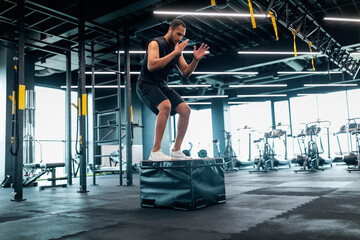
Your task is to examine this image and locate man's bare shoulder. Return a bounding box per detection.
[148,40,159,48]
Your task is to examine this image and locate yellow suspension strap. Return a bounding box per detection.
[292,29,297,57]
[71,103,78,109]
[269,11,279,40]
[77,94,87,148]
[18,84,25,110]
[78,97,81,116]
[10,64,19,156]
[75,97,81,154]
[82,94,87,116]
[248,0,256,29]
[12,65,17,117]
[9,93,15,144]
[211,0,215,6]
[130,105,134,141]
[9,92,15,115]
[308,41,315,71]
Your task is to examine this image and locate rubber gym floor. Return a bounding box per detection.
[1,164,359,240]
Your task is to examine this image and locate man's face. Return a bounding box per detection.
[169,25,186,45]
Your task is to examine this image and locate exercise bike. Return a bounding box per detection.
[250,124,291,173]
[250,130,277,173]
[223,131,239,171]
[346,118,360,172]
[212,131,238,171]
[294,120,332,173]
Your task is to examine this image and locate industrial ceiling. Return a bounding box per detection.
[1,0,360,102]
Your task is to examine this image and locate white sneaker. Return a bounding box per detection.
[148,149,173,161]
[171,149,192,160]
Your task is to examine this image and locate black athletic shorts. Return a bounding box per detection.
[136,81,184,116]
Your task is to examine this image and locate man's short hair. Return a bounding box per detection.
[170,19,186,30]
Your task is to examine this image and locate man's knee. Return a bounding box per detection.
[177,103,191,117]
[158,100,171,114]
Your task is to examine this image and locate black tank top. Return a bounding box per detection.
[138,36,180,86]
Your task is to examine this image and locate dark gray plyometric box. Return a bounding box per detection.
[140,158,226,210]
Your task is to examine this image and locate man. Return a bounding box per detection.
[136,19,210,161]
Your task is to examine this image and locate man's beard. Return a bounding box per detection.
[169,34,176,46]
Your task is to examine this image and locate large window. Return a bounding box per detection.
[34,86,78,175]
[290,95,319,135]
[347,89,360,118]
[316,91,348,156]
[274,100,290,129]
[274,100,291,159]
[289,95,318,156]
[230,101,271,160]
[290,91,352,157]
[175,108,213,158]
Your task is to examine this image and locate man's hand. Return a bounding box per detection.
[174,39,189,55]
[193,43,210,61]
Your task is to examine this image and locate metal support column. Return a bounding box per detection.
[327,127,331,159]
[270,100,276,129]
[248,133,251,161]
[287,98,293,136]
[78,0,88,193]
[12,0,25,202]
[116,36,123,186]
[65,51,72,185]
[124,31,133,186]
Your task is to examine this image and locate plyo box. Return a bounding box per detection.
[140,158,226,210]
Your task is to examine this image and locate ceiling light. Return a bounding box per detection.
[85,72,116,74]
[61,85,125,89]
[192,71,258,75]
[121,71,140,75]
[154,11,268,18]
[238,51,322,55]
[229,84,287,88]
[297,93,323,96]
[237,94,287,97]
[168,84,211,88]
[116,51,146,54]
[84,71,140,75]
[278,71,342,74]
[187,102,211,105]
[324,17,360,23]
[182,95,228,99]
[304,83,357,87]
[350,52,360,55]
[228,102,250,105]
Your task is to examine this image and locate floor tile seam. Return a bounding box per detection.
[241,192,325,197]
[123,221,230,235]
[226,196,321,237]
[239,183,290,194]
[0,210,120,225]
[272,195,320,216]
[0,216,36,225]
[47,220,229,240]
[0,210,85,225]
[0,208,46,214]
[44,211,125,221]
[322,188,356,197]
[243,187,339,196]
[47,221,124,240]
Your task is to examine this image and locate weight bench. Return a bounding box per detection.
[23,163,67,190]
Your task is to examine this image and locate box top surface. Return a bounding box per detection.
[140,158,224,169]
